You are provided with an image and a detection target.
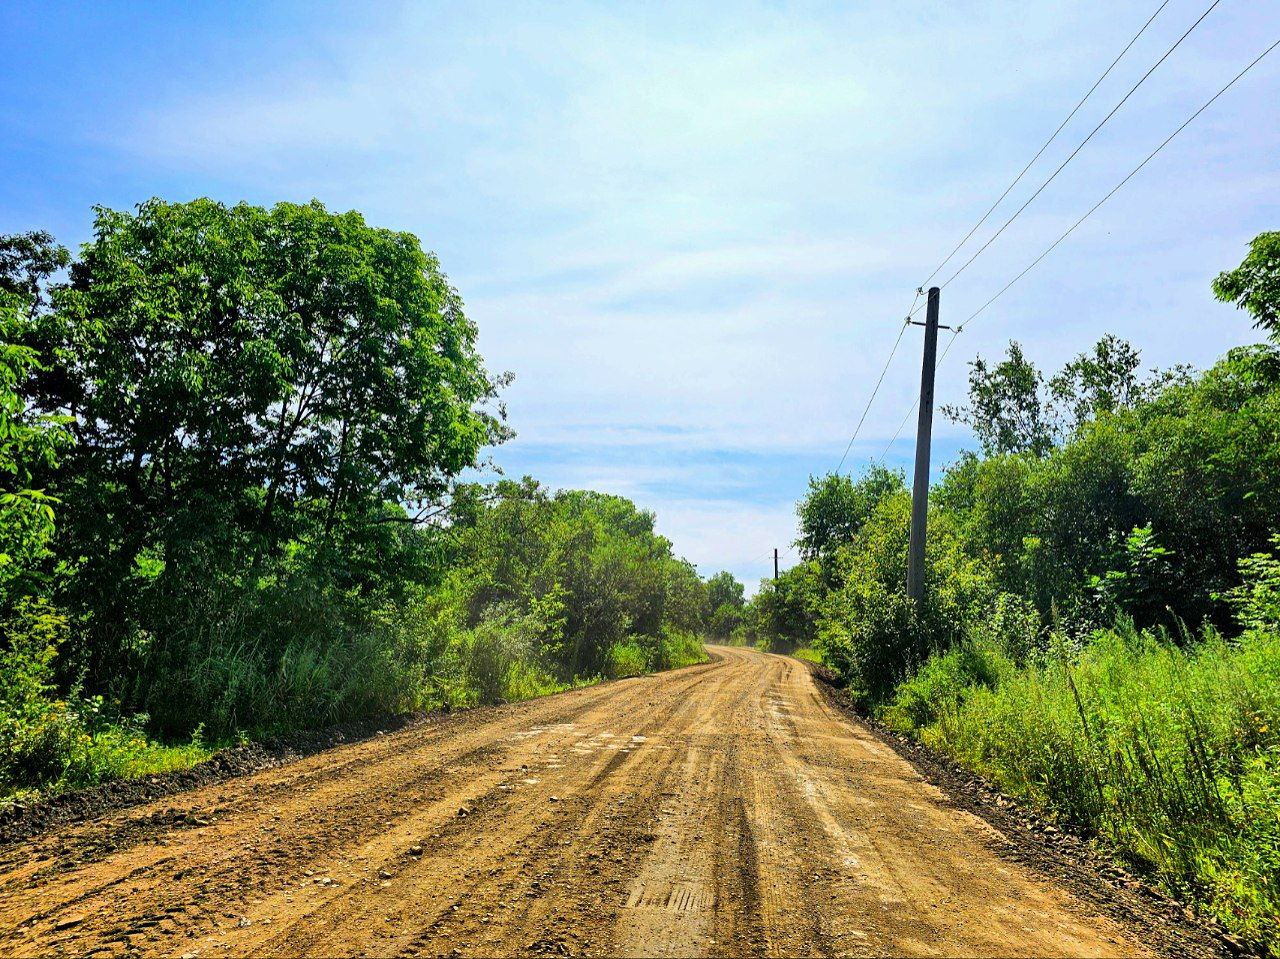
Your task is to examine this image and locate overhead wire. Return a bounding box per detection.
[830,285,922,473]
[865,5,1274,471]
[879,27,1278,462]
[854,0,1202,459]
[834,304,913,473]
[880,33,1280,460]
[953,34,1280,336]
[876,326,964,462]
[918,0,1173,289]
[724,549,781,569]
[932,0,1223,293]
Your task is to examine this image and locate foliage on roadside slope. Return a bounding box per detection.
[881,611,1280,952]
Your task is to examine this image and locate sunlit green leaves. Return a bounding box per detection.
[16,199,511,685]
[1214,231,1280,336]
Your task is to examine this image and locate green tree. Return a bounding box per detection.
[943,341,1054,457]
[705,570,745,614]
[816,492,991,700]
[0,231,70,310]
[704,570,746,641]
[1128,343,1280,623]
[0,233,72,612]
[440,480,704,679]
[933,336,1280,630]
[795,466,904,561]
[708,603,744,641]
[19,199,510,685]
[754,562,822,651]
[1214,231,1280,337]
[1048,334,1188,435]
[1,234,80,790]
[946,336,1185,461]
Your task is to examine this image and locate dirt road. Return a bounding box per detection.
[1,646,1152,958]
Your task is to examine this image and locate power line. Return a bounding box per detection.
[835,305,913,473]
[919,0,1172,288]
[935,0,1223,292]
[882,32,1278,461]
[877,329,960,461]
[956,34,1280,335]
[725,549,780,569]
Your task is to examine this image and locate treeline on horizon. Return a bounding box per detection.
[0,198,709,804]
[730,230,1280,953]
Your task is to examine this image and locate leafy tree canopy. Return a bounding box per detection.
[945,336,1185,457]
[1214,231,1280,337]
[942,342,1054,457]
[15,199,511,681]
[753,562,823,651]
[1049,334,1189,435]
[0,233,72,611]
[795,466,904,561]
[705,570,745,612]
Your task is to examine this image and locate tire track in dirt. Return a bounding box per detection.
[0,647,1161,958]
[266,665,729,957]
[0,663,720,957]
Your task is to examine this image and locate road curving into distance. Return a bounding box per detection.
[0,645,1151,958]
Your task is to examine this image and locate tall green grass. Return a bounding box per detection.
[2,580,708,805]
[653,628,708,671]
[881,624,1280,952]
[138,579,463,736]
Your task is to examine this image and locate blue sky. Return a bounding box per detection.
[3,1,1278,591]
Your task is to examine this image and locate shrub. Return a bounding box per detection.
[881,640,1011,732]
[0,599,77,786]
[980,592,1043,663]
[60,715,210,790]
[1220,534,1280,631]
[140,576,447,736]
[460,613,533,706]
[816,492,992,701]
[605,640,648,679]
[499,661,566,703]
[650,627,705,671]
[0,598,212,800]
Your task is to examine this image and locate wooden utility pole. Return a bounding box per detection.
[773,548,779,580]
[906,287,941,609]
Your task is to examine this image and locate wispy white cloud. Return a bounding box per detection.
[68,0,1280,569]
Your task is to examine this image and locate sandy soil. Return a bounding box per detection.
[0,646,1153,958]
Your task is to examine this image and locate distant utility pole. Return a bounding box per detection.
[906,287,945,609]
[773,548,779,581]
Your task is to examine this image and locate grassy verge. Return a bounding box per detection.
[875,624,1280,954]
[1,630,708,809]
[0,716,214,808]
[791,647,823,665]
[59,724,214,792]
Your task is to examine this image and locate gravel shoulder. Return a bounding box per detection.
[0,646,1212,958]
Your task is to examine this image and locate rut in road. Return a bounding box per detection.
[0,646,1149,958]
